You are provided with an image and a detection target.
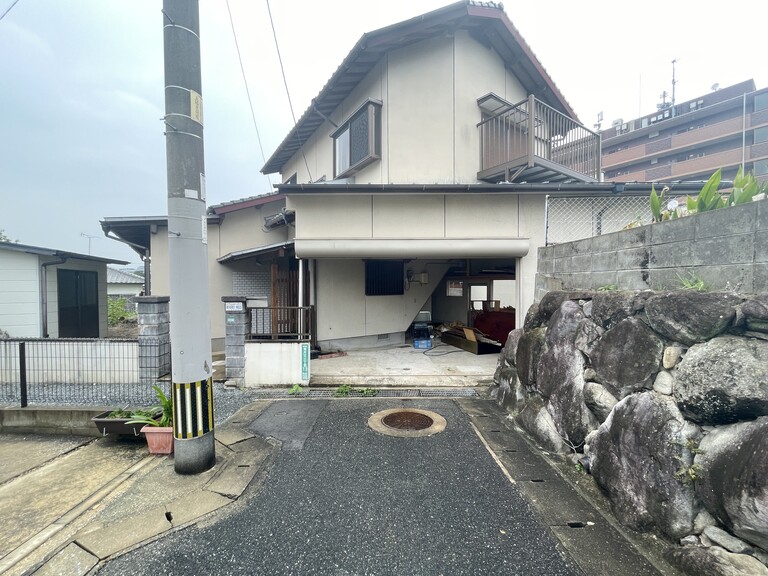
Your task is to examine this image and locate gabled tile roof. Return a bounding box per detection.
[262,0,575,175]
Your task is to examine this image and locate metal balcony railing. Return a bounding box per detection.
[478,95,601,183]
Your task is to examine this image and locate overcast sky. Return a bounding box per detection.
[1,0,766,266]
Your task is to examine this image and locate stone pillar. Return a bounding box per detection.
[222,297,248,386]
[136,296,171,384]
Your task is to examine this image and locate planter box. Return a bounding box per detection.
[142,425,174,455]
[91,412,145,437]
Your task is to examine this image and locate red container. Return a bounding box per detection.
[141,426,174,455]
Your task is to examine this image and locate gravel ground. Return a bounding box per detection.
[0,382,259,427]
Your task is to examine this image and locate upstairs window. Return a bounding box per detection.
[332,99,382,179]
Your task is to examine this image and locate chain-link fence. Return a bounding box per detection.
[545,195,651,245]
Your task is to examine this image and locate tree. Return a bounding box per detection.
[0,229,18,243]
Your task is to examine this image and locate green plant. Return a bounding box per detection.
[333,384,352,397]
[675,463,703,485]
[288,384,303,396]
[676,271,707,292]
[686,169,725,214]
[127,385,173,427]
[356,387,378,397]
[727,165,766,206]
[108,297,136,326]
[650,184,668,222]
[597,284,618,291]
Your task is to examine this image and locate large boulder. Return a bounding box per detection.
[645,291,743,346]
[674,335,768,424]
[536,300,584,399]
[583,381,618,423]
[589,317,663,398]
[743,294,768,334]
[695,417,768,550]
[515,327,547,392]
[515,395,566,454]
[525,290,594,330]
[590,392,702,539]
[533,301,598,446]
[666,546,768,576]
[493,328,524,386]
[590,290,650,329]
[574,318,604,357]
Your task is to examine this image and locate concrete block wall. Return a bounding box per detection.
[135,296,171,384]
[232,270,271,298]
[536,199,768,301]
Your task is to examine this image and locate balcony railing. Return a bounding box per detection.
[478,95,601,183]
[248,306,314,343]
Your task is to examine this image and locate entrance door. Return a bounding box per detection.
[57,269,99,337]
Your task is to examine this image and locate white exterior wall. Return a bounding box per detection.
[0,250,40,337]
[244,341,310,386]
[313,258,451,346]
[149,199,292,347]
[293,192,527,344]
[280,31,525,187]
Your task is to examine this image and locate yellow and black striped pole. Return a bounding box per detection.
[163,0,216,473]
[173,378,214,439]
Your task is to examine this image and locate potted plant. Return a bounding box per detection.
[127,385,174,455]
[91,407,159,437]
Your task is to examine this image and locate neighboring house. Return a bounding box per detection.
[0,241,127,338]
[103,1,618,351]
[107,267,144,297]
[601,79,768,183]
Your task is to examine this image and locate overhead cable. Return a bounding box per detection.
[265,0,312,182]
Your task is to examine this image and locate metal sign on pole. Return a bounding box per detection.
[162,0,215,474]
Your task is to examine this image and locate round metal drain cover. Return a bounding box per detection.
[382,410,433,430]
[368,408,446,438]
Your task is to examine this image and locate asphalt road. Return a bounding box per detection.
[97,399,580,576]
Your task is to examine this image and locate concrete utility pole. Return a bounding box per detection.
[162,0,215,474]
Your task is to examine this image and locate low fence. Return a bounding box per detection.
[0,338,162,407]
[248,306,314,342]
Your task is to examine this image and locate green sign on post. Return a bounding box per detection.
[301,343,310,381]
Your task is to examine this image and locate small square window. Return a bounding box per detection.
[332,100,382,179]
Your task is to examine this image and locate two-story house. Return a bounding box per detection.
[102,1,603,352]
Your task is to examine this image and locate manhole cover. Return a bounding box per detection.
[382,410,433,430]
[368,408,446,438]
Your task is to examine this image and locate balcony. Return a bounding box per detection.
[478,95,601,183]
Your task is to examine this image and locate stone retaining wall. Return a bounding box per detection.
[492,289,768,575]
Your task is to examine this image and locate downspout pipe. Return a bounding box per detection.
[40,256,67,338]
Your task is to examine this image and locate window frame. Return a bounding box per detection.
[331,99,382,179]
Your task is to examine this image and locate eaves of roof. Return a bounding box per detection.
[261,1,576,175]
[0,241,128,265]
[100,214,221,257]
[209,192,285,215]
[276,180,727,197]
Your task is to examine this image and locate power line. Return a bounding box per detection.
[0,0,21,22]
[265,0,312,182]
[225,0,273,189]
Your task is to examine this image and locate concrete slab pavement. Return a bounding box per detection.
[0,404,276,576]
[309,341,499,387]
